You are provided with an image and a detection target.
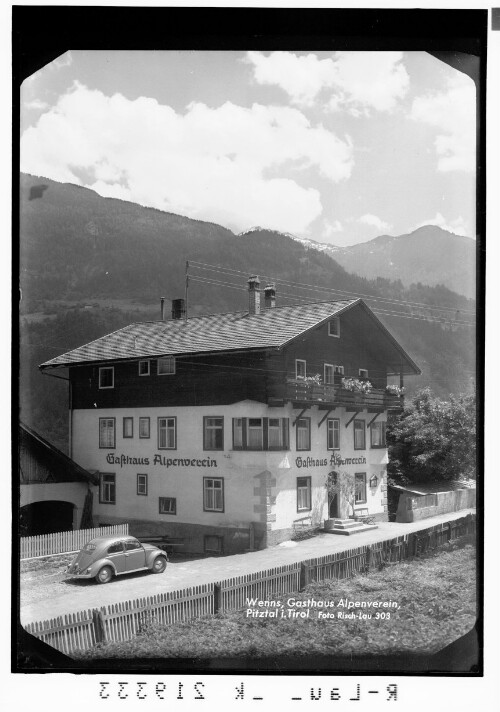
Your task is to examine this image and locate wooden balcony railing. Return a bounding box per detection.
[267,379,402,410]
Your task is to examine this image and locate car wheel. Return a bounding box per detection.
[96,565,113,584]
[152,556,167,574]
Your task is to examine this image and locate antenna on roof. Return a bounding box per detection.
[185,260,189,321]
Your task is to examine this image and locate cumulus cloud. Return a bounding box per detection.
[23,98,50,111]
[358,213,392,232]
[20,83,354,234]
[246,51,409,114]
[410,73,475,172]
[414,212,472,238]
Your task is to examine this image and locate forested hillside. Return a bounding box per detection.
[19,174,476,452]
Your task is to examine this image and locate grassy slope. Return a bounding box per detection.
[76,543,476,659]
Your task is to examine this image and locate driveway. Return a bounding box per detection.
[20,509,475,625]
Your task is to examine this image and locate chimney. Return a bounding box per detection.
[248,275,261,315]
[160,297,165,321]
[171,298,186,320]
[264,283,276,309]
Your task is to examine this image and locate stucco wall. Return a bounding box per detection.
[72,400,389,552]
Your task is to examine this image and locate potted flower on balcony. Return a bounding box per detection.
[385,384,405,397]
[341,377,373,394]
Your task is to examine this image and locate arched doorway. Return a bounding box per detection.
[327,471,339,519]
[19,501,75,536]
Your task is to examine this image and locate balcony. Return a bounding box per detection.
[267,378,402,411]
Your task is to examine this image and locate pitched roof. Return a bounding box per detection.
[40,299,358,368]
[19,423,99,485]
[39,298,420,374]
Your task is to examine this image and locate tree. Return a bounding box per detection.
[387,387,476,485]
[325,471,357,518]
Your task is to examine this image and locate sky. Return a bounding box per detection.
[20,50,476,247]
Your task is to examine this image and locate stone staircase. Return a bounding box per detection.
[323,518,378,536]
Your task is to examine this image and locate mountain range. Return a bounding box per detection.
[19,173,476,451]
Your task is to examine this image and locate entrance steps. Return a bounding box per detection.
[323,518,378,536]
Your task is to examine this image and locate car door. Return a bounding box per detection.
[123,539,147,571]
[106,540,127,574]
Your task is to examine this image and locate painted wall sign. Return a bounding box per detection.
[105,453,218,468]
[295,453,367,469]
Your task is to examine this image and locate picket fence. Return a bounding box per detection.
[20,524,129,560]
[24,514,475,656]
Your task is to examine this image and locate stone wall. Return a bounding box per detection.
[395,488,476,523]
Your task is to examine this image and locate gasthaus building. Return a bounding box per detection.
[40,278,420,554]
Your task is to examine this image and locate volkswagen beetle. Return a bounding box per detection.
[66,535,168,584]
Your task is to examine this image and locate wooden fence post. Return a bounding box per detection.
[213,583,222,614]
[92,609,107,645]
[299,563,308,591]
[365,545,372,573]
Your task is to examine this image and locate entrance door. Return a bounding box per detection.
[327,471,339,518]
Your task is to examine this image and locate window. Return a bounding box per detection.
[158,417,176,449]
[159,497,177,515]
[204,535,224,554]
[324,364,335,385]
[370,421,387,448]
[297,476,312,511]
[296,417,311,451]
[99,418,116,449]
[107,541,123,554]
[139,417,150,439]
[123,417,133,438]
[359,368,369,379]
[203,477,224,512]
[203,417,224,450]
[354,420,366,450]
[355,473,367,504]
[334,365,344,376]
[99,473,116,504]
[247,418,263,449]
[268,417,289,450]
[158,356,176,375]
[99,366,114,389]
[328,317,340,337]
[137,473,148,496]
[232,418,289,450]
[295,359,306,379]
[124,539,142,551]
[138,360,150,376]
[327,418,340,450]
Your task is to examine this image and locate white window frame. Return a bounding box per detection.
[328,317,340,338]
[203,477,224,512]
[204,416,224,451]
[297,476,312,511]
[370,421,387,448]
[268,417,284,450]
[355,473,367,504]
[354,419,366,450]
[99,418,116,449]
[159,496,177,515]
[123,417,133,438]
[327,418,340,450]
[324,363,335,385]
[296,417,311,451]
[158,356,176,375]
[295,359,307,379]
[98,366,114,389]
[334,365,344,376]
[138,360,150,376]
[137,473,148,496]
[158,417,177,449]
[100,473,116,504]
[139,417,150,439]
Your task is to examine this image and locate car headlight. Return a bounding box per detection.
[86,568,91,574]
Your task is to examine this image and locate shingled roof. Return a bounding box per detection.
[39,298,420,374]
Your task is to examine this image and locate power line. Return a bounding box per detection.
[189,259,476,317]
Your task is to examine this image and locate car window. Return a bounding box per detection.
[124,539,142,551]
[84,543,97,553]
[107,542,124,554]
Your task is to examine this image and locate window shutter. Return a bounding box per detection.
[263,418,268,450]
[241,417,247,449]
[282,418,289,449]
